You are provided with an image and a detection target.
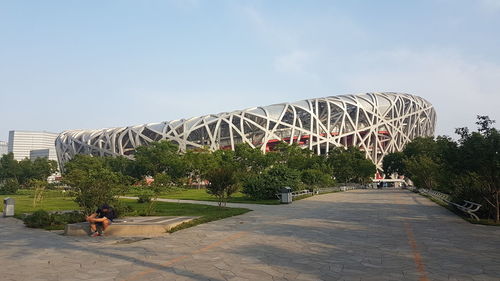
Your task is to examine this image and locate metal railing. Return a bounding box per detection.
[291,189,313,198]
[418,188,482,221]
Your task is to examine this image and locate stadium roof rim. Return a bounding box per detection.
[60,92,429,134]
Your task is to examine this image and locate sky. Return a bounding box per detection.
[1,0,499,141]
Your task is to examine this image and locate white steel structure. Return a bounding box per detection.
[56,92,436,169]
[8,130,59,162]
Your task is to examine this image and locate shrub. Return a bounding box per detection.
[0,178,20,195]
[23,210,85,229]
[23,210,52,228]
[137,190,155,203]
[242,175,273,200]
[112,201,134,217]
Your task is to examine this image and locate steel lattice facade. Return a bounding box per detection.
[55,92,436,169]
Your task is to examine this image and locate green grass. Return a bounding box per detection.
[2,190,79,216]
[2,190,251,232]
[122,199,251,233]
[128,187,280,205]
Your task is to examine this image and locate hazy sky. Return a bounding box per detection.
[1,0,499,141]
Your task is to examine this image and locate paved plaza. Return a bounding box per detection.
[1,190,499,281]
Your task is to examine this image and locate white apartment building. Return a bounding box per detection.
[8,130,59,162]
[0,141,8,156]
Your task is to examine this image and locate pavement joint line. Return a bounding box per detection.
[121,231,248,281]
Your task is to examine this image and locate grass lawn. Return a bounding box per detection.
[122,200,251,233]
[2,190,251,231]
[128,187,280,205]
[4,190,79,216]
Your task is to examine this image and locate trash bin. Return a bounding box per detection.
[280,187,292,204]
[3,197,15,217]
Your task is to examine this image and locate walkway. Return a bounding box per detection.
[1,190,499,281]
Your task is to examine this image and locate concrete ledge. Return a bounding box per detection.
[64,216,199,237]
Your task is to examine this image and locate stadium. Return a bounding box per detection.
[55,92,436,169]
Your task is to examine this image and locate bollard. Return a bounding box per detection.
[3,197,15,217]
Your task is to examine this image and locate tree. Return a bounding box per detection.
[206,167,238,207]
[234,143,270,173]
[143,173,173,215]
[243,165,302,200]
[402,137,438,160]
[404,155,440,190]
[63,155,121,215]
[0,154,57,186]
[272,142,314,170]
[184,148,216,188]
[395,137,444,191]
[382,152,406,176]
[0,178,19,195]
[133,141,188,183]
[301,169,333,188]
[454,116,500,222]
[355,159,376,185]
[0,153,20,182]
[328,147,374,184]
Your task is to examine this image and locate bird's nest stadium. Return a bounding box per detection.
[56,92,436,169]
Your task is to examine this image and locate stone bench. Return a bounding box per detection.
[64,216,199,237]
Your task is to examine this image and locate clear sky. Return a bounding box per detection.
[1,0,499,141]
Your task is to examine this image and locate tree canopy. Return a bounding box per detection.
[383,115,500,222]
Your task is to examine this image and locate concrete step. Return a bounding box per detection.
[64,216,199,237]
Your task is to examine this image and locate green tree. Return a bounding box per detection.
[382,152,406,176]
[0,178,20,194]
[0,153,20,182]
[272,142,314,170]
[133,141,188,183]
[184,148,216,188]
[395,137,443,191]
[0,154,56,186]
[454,116,500,222]
[206,167,238,207]
[404,155,440,190]
[234,143,270,173]
[63,155,121,215]
[403,137,438,159]
[143,173,173,215]
[301,169,333,188]
[243,165,302,200]
[355,159,377,185]
[328,147,374,184]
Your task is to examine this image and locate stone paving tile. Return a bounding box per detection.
[1,190,500,280]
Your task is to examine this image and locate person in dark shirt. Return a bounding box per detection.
[86,204,116,237]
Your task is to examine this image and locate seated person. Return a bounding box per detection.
[86,204,116,237]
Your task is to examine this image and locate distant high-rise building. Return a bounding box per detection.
[0,141,8,156]
[8,130,59,162]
